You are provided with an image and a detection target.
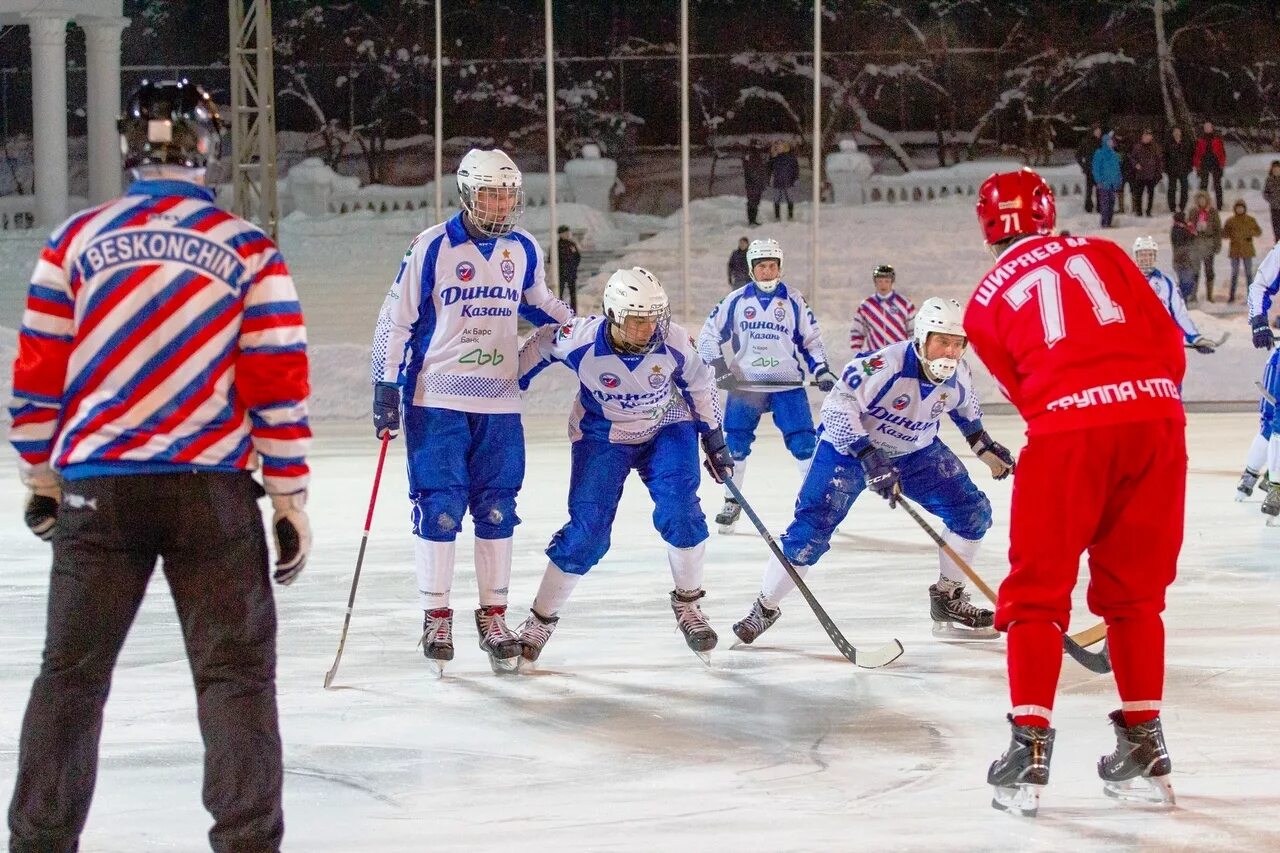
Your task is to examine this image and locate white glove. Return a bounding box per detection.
[270,491,311,585]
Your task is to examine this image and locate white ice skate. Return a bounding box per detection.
[929,579,998,640]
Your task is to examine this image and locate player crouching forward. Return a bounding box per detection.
[732,297,1016,645]
[515,268,734,663]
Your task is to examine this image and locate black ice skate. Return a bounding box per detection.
[731,595,781,644]
[988,714,1056,817]
[715,497,741,534]
[670,588,718,664]
[1262,487,1280,526]
[1098,710,1176,806]
[930,579,998,640]
[420,608,454,677]
[515,608,559,667]
[1236,467,1261,501]
[475,605,522,675]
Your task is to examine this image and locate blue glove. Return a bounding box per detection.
[857,446,901,507]
[814,366,837,392]
[701,428,735,484]
[373,382,402,439]
[1252,316,1275,351]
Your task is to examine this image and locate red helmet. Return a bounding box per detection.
[976,168,1056,244]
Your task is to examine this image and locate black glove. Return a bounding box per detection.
[814,366,837,392]
[710,357,736,390]
[857,446,901,507]
[1252,316,1275,351]
[373,381,402,439]
[967,430,1016,480]
[701,428,735,484]
[23,487,60,541]
[1190,335,1217,354]
[270,492,311,585]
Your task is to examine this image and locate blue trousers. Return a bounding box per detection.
[546,421,709,575]
[405,406,524,541]
[724,387,816,461]
[1261,349,1280,440]
[781,439,992,566]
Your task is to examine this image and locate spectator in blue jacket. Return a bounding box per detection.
[1091,131,1124,228]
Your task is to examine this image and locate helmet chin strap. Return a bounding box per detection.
[754,278,779,293]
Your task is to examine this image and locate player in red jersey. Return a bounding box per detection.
[964,169,1186,816]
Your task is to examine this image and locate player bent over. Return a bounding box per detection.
[515,268,733,664]
[967,169,1185,815]
[731,297,1016,646]
[697,237,837,533]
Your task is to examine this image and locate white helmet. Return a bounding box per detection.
[746,238,783,292]
[913,297,967,382]
[1133,235,1158,275]
[456,147,524,237]
[602,267,671,353]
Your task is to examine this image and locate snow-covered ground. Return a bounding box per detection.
[1,414,1277,851]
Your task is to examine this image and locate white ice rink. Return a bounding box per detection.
[1,411,1277,851]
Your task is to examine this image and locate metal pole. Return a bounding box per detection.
[433,0,443,222]
[680,0,691,321]
[811,1,822,310]
[545,0,559,287]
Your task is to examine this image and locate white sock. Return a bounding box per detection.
[415,537,456,611]
[531,561,583,617]
[939,530,981,585]
[668,540,706,591]
[474,536,513,607]
[1268,434,1280,476]
[1245,431,1269,472]
[726,458,748,500]
[760,552,808,609]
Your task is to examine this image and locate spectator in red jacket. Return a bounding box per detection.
[1193,121,1226,210]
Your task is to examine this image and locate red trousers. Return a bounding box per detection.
[997,418,1187,632]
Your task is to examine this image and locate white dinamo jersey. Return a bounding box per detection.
[820,340,984,458]
[520,316,722,445]
[697,281,829,387]
[372,213,572,414]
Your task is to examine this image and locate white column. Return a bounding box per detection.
[82,17,130,204]
[26,15,69,225]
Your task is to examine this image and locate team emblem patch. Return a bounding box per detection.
[456,261,475,282]
[500,248,516,283]
[931,400,946,418]
[648,364,667,389]
[600,372,621,389]
[892,394,911,411]
[774,305,786,321]
[744,306,757,320]
[556,323,574,340]
[862,355,886,376]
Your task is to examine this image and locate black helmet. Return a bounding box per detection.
[119,79,224,170]
[872,263,896,281]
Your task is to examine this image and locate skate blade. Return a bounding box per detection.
[426,659,447,679]
[1235,491,1250,502]
[991,783,1043,817]
[693,650,712,667]
[932,621,1000,641]
[1103,775,1176,806]
[717,521,737,535]
[487,654,520,676]
[1265,513,1280,527]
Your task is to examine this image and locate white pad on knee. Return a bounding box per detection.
[415,537,457,610]
[760,552,808,608]
[1246,431,1269,472]
[667,540,706,591]
[474,536,513,607]
[531,561,584,617]
[939,530,981,585]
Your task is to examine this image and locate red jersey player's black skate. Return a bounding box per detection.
[988,714,1056,817]
[1097,710,1176,805]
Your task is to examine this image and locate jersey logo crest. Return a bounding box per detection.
[892,394,911,411]
[556,323,574,340]
[744,306,757,320]
[500,249,516,283]
[931,399,946,418]
[456,261,476,282]
[600,372,621,389]
[648,365,667,389]
[774,306,786,321]
[862,355,886,376]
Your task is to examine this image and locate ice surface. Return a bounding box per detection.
[2,413,1278,851]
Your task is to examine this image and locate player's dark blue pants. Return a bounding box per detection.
[1261,349,1280,439]
[546,421,708,575]
[405,406,524,541]
[724,387,816,461]
[781,438,992,566]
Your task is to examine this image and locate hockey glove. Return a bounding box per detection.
[23,486,61,541]
[1190,335,1217,354]
[814,366,838,392]
[270,492,311,586]
[857,446,901,508]
[710,357,737,391]
[1252,316,1275,351]
[967,430,1016,480]
[701,428,735,484]
[372,381,402,439]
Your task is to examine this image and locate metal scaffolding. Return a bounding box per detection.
[229,0,278,241]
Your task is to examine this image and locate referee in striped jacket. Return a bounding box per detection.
[6,80,308,852]
[849,263,917,354]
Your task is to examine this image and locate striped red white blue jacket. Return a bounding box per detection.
[849,291,916,354]
[8,179,310,495]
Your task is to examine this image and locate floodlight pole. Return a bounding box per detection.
[229,0,279,241]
